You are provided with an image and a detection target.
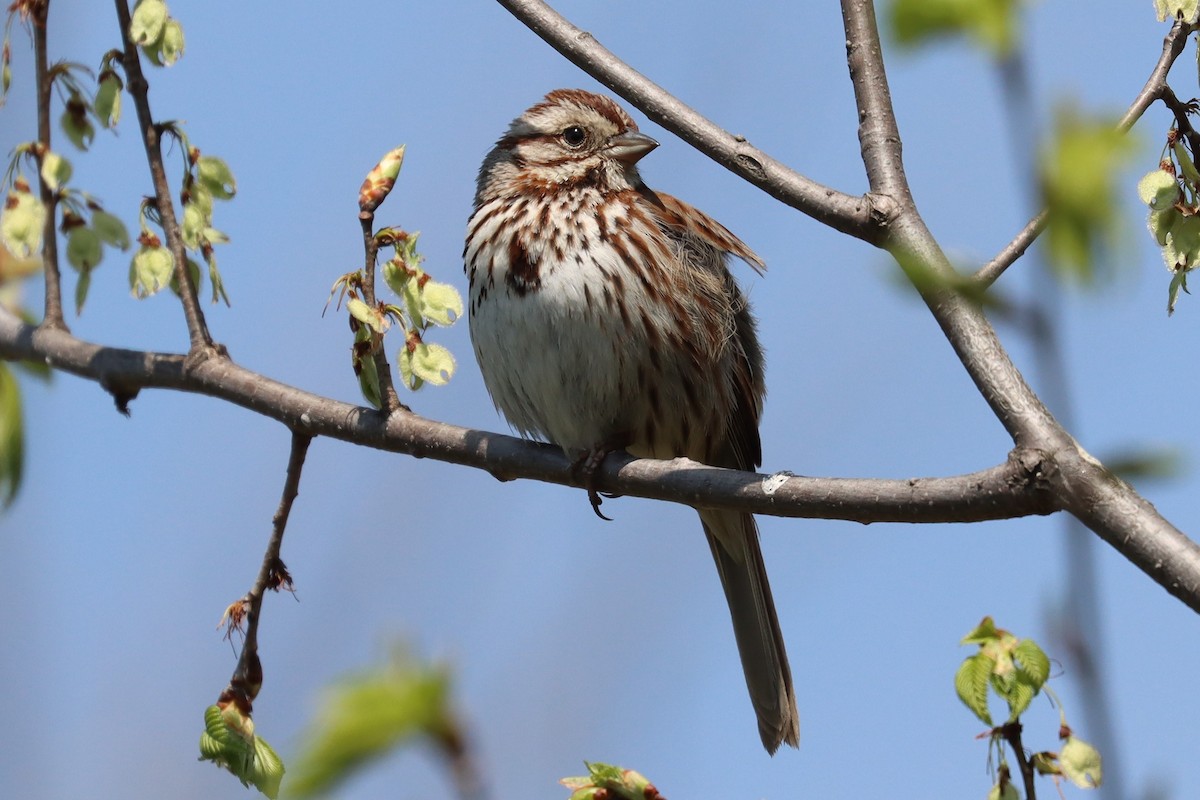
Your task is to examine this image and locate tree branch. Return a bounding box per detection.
[1118,18,1194,133]
[224,430,311,711]
[32,4,66,331]
[493,0,880,242]
[975,18,1194,287]
[833,0,1200,613]
[0,304,1056,525]
[358,211,403,414]
[113,0,215,354]
[840,0,909,200]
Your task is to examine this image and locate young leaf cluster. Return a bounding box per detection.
[285,654,456,798]
[331,146,463,407]
[1137,121,1200,314]
[198,702,284,799]
[561,762,666,800]
[1039,108,1134,282]
[130,127,236,304]
[956,618,1102,797]
[129,0,185,67]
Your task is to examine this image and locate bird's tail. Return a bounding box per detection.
[699,507,799,753]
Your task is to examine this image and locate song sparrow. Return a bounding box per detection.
[465,89,798,753]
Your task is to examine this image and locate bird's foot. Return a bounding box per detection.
[571,442,624,521]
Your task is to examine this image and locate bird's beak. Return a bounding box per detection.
[607,130,659,164]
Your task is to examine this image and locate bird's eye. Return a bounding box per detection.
[561,126,587,147]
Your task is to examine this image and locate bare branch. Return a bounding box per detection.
[113,0,215,354]
[0,304,1055,525]
[976,18,1194,287]
[494,0,879,242]
[840,0,909,199]
[833,0,1200,613]
[1118,18,1194,133]
[974,211,1048,289]
[224,430,311,710]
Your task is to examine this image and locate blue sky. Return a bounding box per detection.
[2,2,1198,799]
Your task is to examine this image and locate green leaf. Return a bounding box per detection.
[1162,213,1200,272]
[1136,167,1179,210]
[1,187,46,258]
[60,99,95,151]
[1168,267,1189,315]
[205,252,230,306]
[998,670,1036,721]
[1148,206,1178,247]
[955,654,993,725]
[198,704,285,799]
[129,244,174,298]
[399,340,456,389]
[987,780,1021,800]
[889,0,1019,57]
[94,72,122,128]
[156,19,185,66]
[74,266,92,315]
[0,363,24,507]
[381,256,410,299]
[91,210,131,250]
[561,763,660,800]
[39,150,72,192]
[420,279,463,327]
[1173,142,1200,185]
[129,0,168,45]
[357,350,382,409]
[1040,107,1134,281]
[169,256,203,299]
[181,202,206,249]
[1156,0,1200,23]
[66,227,102,272]
[1060,735,1103,788]
[1012,638,1050,688]
[346,298,388,333]
[196,155,236,199]
[188,180,214,218]
[961,616,1001,645]
[286,654,452,798]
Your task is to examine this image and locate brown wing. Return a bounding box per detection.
[644,188,766,471]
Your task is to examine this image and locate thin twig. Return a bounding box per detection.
[1118,18,1194,133]
[1160,84,1200,158]
[32,4,66,331]
[999,721,1037,800]
[494,0,879,242]
[225,430,312,710]
[974,211,1048,288]
[359,211,403,414]
[113,0,215,355]
[975,18,1194,287]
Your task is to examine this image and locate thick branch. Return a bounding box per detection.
[0,305,1054,525]
[833,5,1200,612]
[114,0,214,353]
[494,0,879,242]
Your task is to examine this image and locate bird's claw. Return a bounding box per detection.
[572,445,622,521]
